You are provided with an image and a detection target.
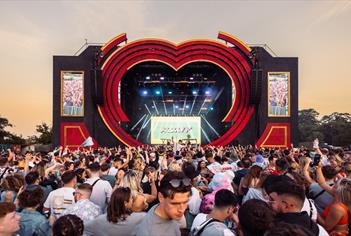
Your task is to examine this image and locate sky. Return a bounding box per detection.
[0,0,350,137]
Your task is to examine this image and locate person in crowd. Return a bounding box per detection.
[318,178,351,235]
[307,165,337,214]
[53,214,84,236]
[264,222,315,236]
[274,158,290,175]
[238,199,275,236]
[182,162,202,229]
[17,186,51,236]
[120,169,157,212]
[61,183,101,224]
[0,202,21,236]
[24,171,52,202]
[85,187,146,236]
[266,154,278,174]
[267,180,327,236]
[242,171,269,204]
[0,157,12,184]
[136,171,192,236]
[115,167,126,188]
[0,174,24,203]
[44,170,76,222]
[233,157,252,191]
[100,163,116,187]
[85,162,112,212]
[191,189,238,236]
[238,164,263,196]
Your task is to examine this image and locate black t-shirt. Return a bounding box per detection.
[275,211,319,236]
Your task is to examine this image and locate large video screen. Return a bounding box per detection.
[151,116,201,144]
[61,71,84,116]
[268,72,290,117]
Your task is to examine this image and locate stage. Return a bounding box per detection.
[52,32,298,148]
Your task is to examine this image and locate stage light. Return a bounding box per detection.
[155,90,161,95]
[146,76,150,80]
[192,91,197,95]
[185,105,190,109]
[209,107,214,111]
[160,76,165,80]
[175,105,179,109]
[142,90,148,95]
[189,77,194,80]
[205,90,210,95]
[168,91,173,95]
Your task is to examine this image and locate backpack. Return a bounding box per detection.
[189,218,220,236]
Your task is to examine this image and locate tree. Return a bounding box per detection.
[320,112,351,147]
[0,116,26,145]
[34,122,52,144]
[298,109,324,143]
[0,116,13,144]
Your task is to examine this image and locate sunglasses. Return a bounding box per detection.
[169,178,191,188]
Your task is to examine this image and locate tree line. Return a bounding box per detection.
[298,109,351,147]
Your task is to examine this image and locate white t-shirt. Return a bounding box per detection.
[44,187,75,217]
[188,187,202,215]
[85,177,112,212]
[108,166,118,176]
[301,198,318,222]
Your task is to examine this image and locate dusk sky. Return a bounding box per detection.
[0,1,350,137]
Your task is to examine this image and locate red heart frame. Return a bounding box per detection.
[98,32,254,147]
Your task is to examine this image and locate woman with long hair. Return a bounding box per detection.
[318,178,351,236]
[119,170,157,212]
[84,187,146,236]
[239,164,262,196]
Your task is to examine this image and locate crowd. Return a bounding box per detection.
[1,142,351,236]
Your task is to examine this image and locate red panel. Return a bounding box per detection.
[256,123,291,148]
[60,122,98,150]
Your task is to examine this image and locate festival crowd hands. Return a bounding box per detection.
[0,141,351,235]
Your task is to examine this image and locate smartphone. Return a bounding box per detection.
[312,154,321,167]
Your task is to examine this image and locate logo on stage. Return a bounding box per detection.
[160,127,193,134]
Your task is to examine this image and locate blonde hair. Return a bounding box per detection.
[168,161,181,172]
[336,178,351,208]
[119,170,143,198]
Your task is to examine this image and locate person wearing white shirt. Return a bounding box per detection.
[85,162,112,213]
[43,171,76,222]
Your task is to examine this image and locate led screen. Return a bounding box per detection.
[151,116,201,144]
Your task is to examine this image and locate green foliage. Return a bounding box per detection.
[0,116,25,144]
[298,110,351,147]
[34,122,52,145]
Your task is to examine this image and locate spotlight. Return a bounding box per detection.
[175,105,179,109]
[192,91,197,95]
[205,90,210,95]
[146,76,150,80]
[185,105,190,109]
[142,90,148,95]
[189,77,194,80]
[160,76,165,80]
[155,90,161,95]
[209,107,214,111]
[168,91,173,95]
